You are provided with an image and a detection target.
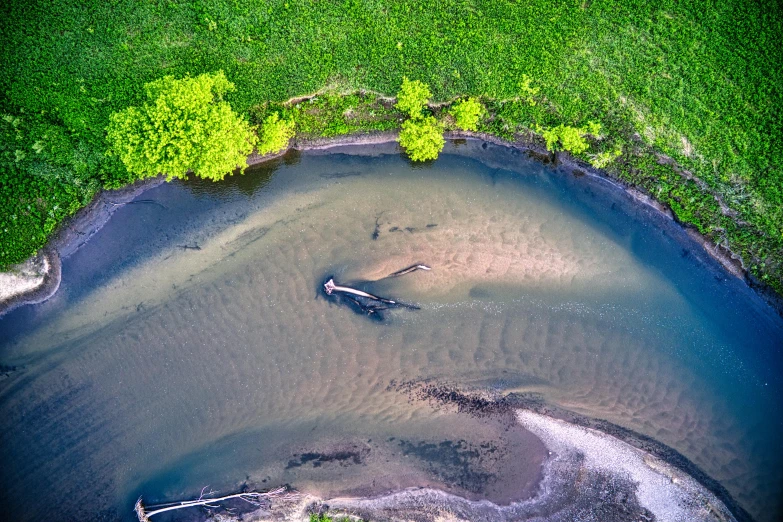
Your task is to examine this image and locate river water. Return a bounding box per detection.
[1,141,781,521]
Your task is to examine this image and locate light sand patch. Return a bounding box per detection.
[516,409,737,522]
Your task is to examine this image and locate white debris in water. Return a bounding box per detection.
[516,409,737,522]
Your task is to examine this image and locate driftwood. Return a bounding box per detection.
[388,264,431,277]
[135,486,295,521]
[323,264,430,318]
[323,279,396,304]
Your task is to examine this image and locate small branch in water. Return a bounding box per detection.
[108,199,168,210]
[372,211,386,240]
[178,244,202,250]
[388,264,431,277]
[322,264,429,318]
[343,294,390,316]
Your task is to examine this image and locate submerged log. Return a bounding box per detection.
[323,264,430,319]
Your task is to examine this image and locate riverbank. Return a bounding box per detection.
[175,389,744,522]
[0,175,165,316]
[391,382,751,522]
[4,131,780,318]
[0,247,59,315]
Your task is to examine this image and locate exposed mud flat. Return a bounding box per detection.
[207,393,739,522]
[1,144,781,522]
[300,404,737,522]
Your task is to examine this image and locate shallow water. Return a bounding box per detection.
[1,141,782,521]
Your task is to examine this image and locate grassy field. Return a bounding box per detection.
[1,0,781,293]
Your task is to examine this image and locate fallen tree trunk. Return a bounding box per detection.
[323,278,395,303]
[135,486,294,521]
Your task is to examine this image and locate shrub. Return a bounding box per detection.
[398,116,445,161]
[395,77,431,119]
[106,71,257,182]
[258,113,295,154]
[585,120,602,137]
[558,125,590,154]
[538,124,590,155]
[519,74,540,106]
[309,515,356,522]
[590,144,623,168]
[449,97,484,131]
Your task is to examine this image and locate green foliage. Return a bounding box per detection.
[309,514,360,522]
[538,124,591,155]
[253,92,401,139]
[0,112,102,266]
[519,75,540,106]
[585,120,602,137]
[258,113,295,155]
[395,77,431,120]
[590,144,623,169]
[449,97,484,131]
[106,71,257,182]
[399,116,445,162]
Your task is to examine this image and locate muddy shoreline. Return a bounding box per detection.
[2,130,780,319]
[391,381,753,522]
[511,395,752,522]
[285,384,748,522]
[200,385,747,522]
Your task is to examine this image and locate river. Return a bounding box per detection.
[1,141,781,521]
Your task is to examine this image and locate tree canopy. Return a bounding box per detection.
[106,71,257,181]
[449,97,485,131]
[395,77,432,120]
[258,113,295,155]
[398,116,444,162]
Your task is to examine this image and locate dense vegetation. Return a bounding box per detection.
[107,71,257,181]
[399,115,446,161]
[257,112,295,155]
[310,514,360,522]
[449,97,485,131]
[1,0,781,293]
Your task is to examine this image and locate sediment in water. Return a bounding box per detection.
[393,381,751,522]
[196,386,743,522]
[2,130,780,318]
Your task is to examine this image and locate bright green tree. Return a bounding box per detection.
[538,124,590,155]
[106,71,257,181]
[395,77,431,119]
[258,113,295,155]
[449,97,484,131]
[399,116,445,161]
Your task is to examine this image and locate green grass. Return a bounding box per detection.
[310,514,361,522]
[1,0,781,293]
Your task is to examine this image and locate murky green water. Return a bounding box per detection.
[1,142,782,521]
